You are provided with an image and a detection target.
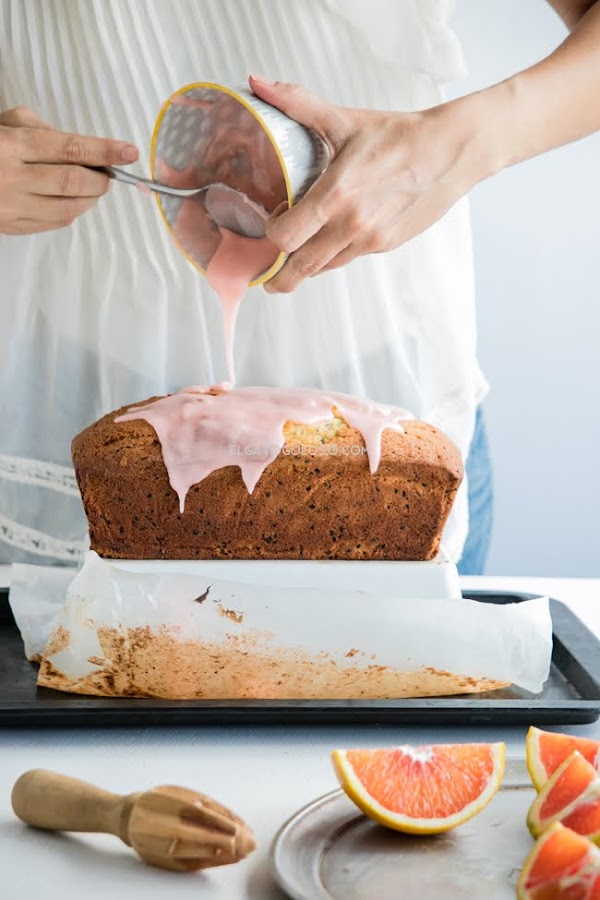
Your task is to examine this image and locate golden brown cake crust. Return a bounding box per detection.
[72,397,463,561]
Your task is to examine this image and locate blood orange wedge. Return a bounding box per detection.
[528,750,600,843]
[527,727,600,791]
[517,823,600,899]
[331,742,505,834]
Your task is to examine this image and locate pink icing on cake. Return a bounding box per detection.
[116,386,414,513]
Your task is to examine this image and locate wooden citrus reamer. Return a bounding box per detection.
[12,769,256,871]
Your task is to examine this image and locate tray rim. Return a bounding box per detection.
[1,590,599,727]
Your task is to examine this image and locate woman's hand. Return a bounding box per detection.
[249,76,494,294]
[252,0,600,293]
[0,106,138,235]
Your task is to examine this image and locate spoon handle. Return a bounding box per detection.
[11,769,132,838]
[102,165,148,189]
[95,165,201,198]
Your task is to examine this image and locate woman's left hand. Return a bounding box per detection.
[249,75,494,293]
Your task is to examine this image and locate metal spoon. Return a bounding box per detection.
[99,166,269,238]
[100,165,210,198]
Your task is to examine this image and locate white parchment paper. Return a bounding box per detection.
[9,552,553,694]
[9,563,76,660]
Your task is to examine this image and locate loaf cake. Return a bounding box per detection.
[72,385,463,561]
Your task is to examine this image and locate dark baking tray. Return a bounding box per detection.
[1,589,599,726]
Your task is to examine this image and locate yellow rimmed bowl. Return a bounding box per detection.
[150,82,329,285]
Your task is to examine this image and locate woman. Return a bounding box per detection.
[0,0,597,571]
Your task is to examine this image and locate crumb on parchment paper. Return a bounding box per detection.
[36,624,507,700]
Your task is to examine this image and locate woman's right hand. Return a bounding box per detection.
[0,107,139,235]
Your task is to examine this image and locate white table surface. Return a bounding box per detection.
[1,574,599,899]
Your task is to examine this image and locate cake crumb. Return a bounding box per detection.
[215,601,244,624]
[36,625,508,699]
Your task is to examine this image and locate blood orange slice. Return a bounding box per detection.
[527,727,600,791]
[528,750,600,843]
[518,822,600,899]
[331,742,505,834]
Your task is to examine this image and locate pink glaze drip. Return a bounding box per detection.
[205,228,279,383]
[156,156,279,383]
[115,386,413,513]
[156,90,286,383]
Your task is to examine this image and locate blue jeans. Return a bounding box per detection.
[458,407,493,576]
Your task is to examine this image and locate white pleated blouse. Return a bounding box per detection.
[0,0,487,564]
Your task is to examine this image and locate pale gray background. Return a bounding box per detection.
[449,0,600,576]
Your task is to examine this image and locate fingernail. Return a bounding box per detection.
[119,143,138,163]
[263,281,277,293]
[250,74,277,86]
